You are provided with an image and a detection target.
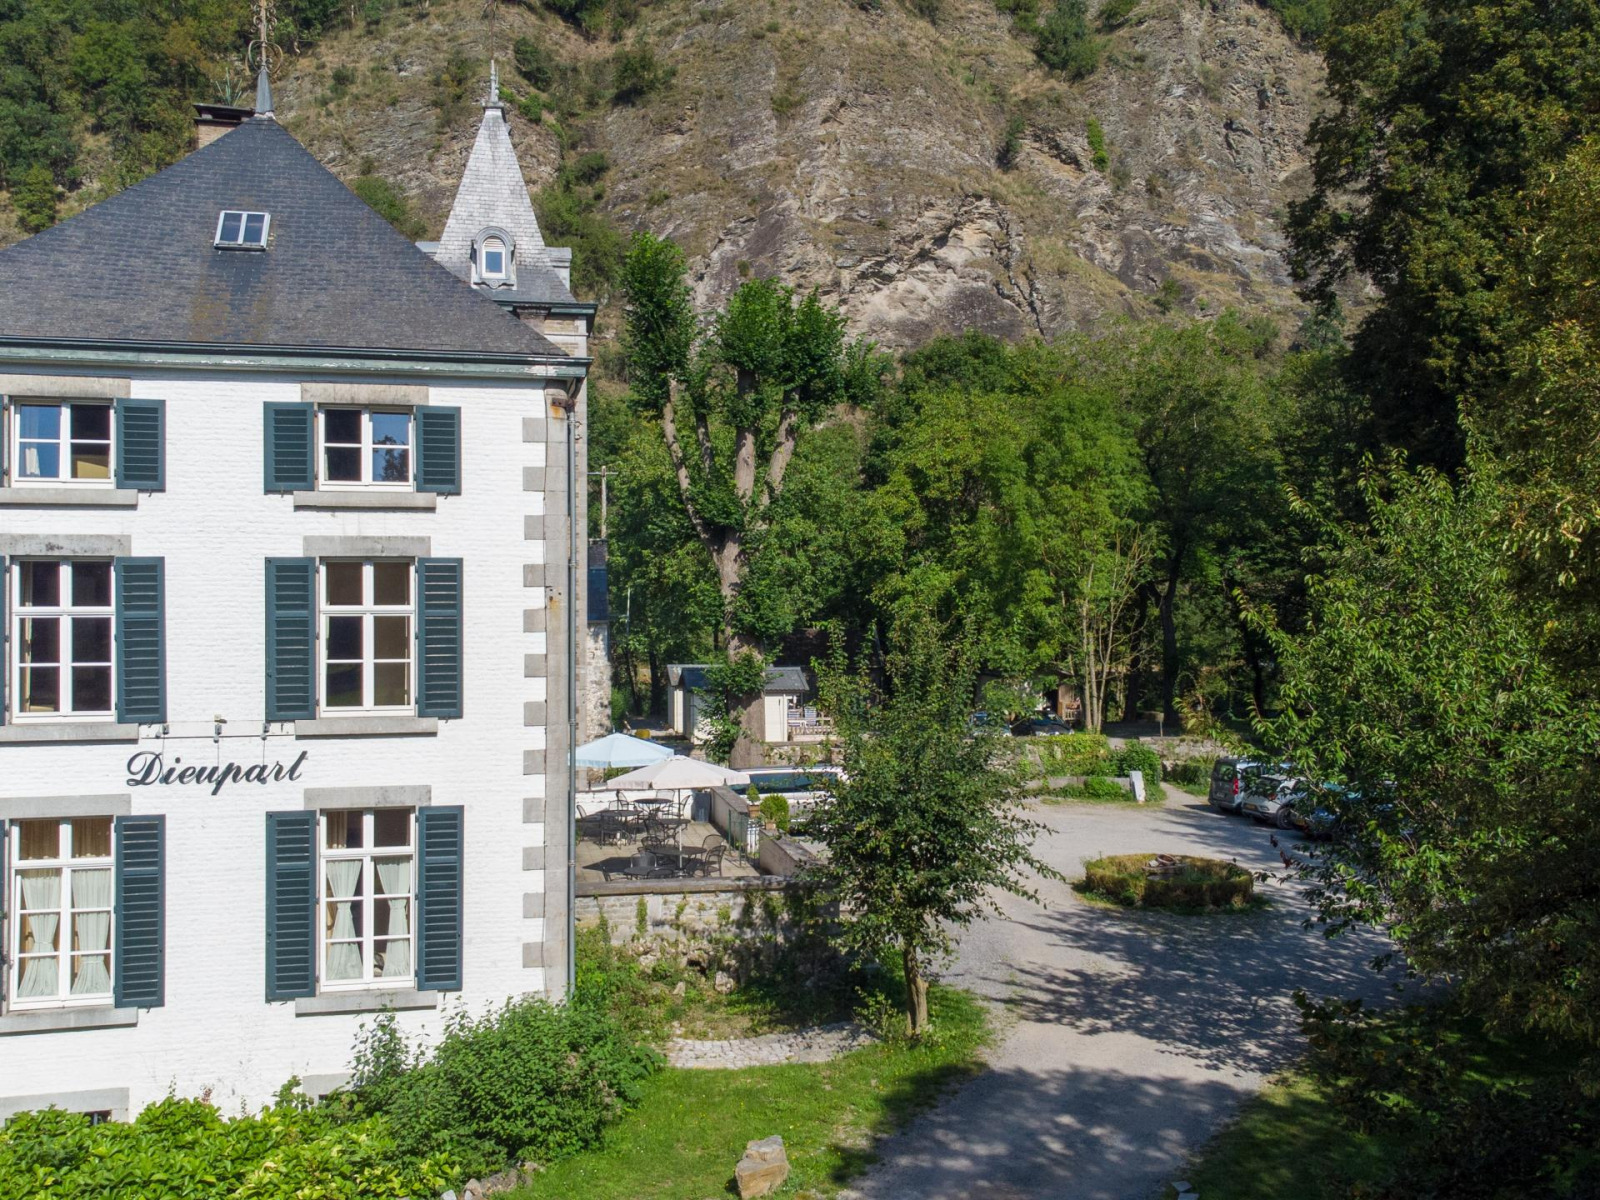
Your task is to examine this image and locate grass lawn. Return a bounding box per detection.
[507,986,989,1200]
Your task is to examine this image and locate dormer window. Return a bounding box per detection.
[215,210,270,249]
[471,227,515,287]
[481,237,506,278]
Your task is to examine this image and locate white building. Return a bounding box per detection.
[0,70,590,1120]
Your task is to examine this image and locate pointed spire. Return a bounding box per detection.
[255,65,274,120]
[485,59,504,111]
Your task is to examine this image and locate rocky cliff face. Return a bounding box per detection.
[274,0,1325,347]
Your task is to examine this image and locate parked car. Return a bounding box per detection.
[1011,714,1075,737]
[1208,757,1260,813]
[1241,775,1304,828]
[968,712,1015,737]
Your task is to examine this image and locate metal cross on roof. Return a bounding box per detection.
[247,0,279,118]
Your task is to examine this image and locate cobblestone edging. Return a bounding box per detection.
[667,1022,879,1069]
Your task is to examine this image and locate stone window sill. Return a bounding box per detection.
[294,715,439,739]
[0,486,137,507]
[0,1006,138,1035]
[0,722,141,744]
[295,989,438,1017]
[293,490,437,511]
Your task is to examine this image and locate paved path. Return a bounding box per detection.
[842,791,1414,1200]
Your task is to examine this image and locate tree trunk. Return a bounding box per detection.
[725,631,767,770]
[647,646,664,718]
[1159,547,1184,727]
[902,943,929,1035]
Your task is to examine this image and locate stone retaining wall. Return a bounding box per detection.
[576,877,799,944]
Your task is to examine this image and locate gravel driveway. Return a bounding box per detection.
[841,790,1413,1200]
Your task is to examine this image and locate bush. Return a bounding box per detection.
[1167,756,1215,787]
[760,790,791,834]
[1098,0,1137,29]
[611,43,673,104]
[998,113,1026,169]
[1077,776,1129,801]
[352,173,426,240]
[0,1096,456,1199]
[1082,853,1253,909]
[12,163,55,233]
[1086,117,1109,171]
[514,35,555,91]
[1111,742,1162,784]
[350,993,660,1179]
[1036,731,1111,775]
[1035,0,1100,79]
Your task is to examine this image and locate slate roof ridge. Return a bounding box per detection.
[0,119,568,359]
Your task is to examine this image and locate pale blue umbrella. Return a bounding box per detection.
[574,732,675,769]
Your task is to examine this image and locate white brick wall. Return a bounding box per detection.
[0,368,562,1114]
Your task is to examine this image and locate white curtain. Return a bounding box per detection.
[70,868,112,996]
[22,446,41,478]
[325,861,363,981]
[376,859,411,979]
[18,870,60,998]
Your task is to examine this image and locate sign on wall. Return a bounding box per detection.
[126,751,308,797]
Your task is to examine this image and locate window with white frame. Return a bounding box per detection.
[8,817,114,1007]
[321,809,414,988]
[9,401,113,485]
[480,236,507,278]
[319,408,412,488]
[11,560,113,718]
[321,560,413,712]
[215,210,269,249]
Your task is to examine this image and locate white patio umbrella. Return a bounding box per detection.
[574,732,675,769]
[605,756,752,859]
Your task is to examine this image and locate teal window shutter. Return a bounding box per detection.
[263,401,314,492]
[265,811,318,1001]
[0,554,6,726]
[114,815,165,1008]
[115,558,165,724]
[416,558,463,718]
[415,407,461,494]
[114,398,165,491]
[416,806,464,991]
[265,558,316,721]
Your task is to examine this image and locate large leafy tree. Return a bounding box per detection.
[1289,0,1600,468]
[809,614,1058,1034]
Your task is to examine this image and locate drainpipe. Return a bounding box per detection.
[553,378,581,1000]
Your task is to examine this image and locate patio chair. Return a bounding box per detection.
[699,843,727,878]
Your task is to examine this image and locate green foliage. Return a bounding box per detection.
[811,614,1060,1031]
[351,172,425,240]
[997,113,1025,169]
[431,51,482,131]
[349,995,660,1179]
[1289,0,1600,468]
[759,790,791,833]
[519,93,544,124]
[0,1095,456,1199]
[910,0,943,22]
[514,35,556,91]
[1034,0,1100,79]
[611,42,673,104]
[1110,741,1161,784]
[698,651,769,763]
[1063,774,1130,801]
[1167,755,1215,788]
[1098,0,1138,30]
[12,162,55,232]
[1082,853,1253,908]
[1036,732,1111,775]
[1085,117,1108,171]
[535,151,625,302]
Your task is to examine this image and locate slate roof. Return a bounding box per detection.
[433,95,579,307]
[0,117,565,359]
[668,665,811,694]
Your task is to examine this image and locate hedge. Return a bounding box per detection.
[1082,853,1254,909]
[1110,743,1162,784]
[1036,732,1112,775]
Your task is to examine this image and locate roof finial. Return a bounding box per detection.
[249,0,277,120]
[485,58,504,111]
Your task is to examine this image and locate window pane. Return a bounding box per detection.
[373,810,410,848]
[484,245,504,274]
[20,561,59,607]
[19,440,60,478]
[325,663,362,708]
[373,857,411,894]
[325,562,363,606]
[375,898,410,938]
[71,666,112,712]
[20,617,60,663]
[326,615,363,661]
[71,617,111,663]
[373,561,410,606]
[17,820,59,860]
[69,405,110,440]
[243,213,266,243]
[220,211,243,241]
[72,955,111,995]
[373,615,409,660]
[325,446,361,482]
[18,404,59,440]
[373,662,410,708]
[72,562,112,608]
[71,819,112,860]
[20,667,60,712]
[71,870,111,911]
[324,409,361,444]
[71,447,111,480]
[372,448,410,483]
[375,939,410,978]
[370,412,410,447]
[326,810,363,850]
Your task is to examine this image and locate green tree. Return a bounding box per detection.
[1289,0,1600,469]
[810,615,1057,1033]
[11,161,55,232]
[611,42,672,104]
[1034,0,1099,79]
[351,172,425,240]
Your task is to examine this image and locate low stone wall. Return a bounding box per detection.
[576,876,797,944]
